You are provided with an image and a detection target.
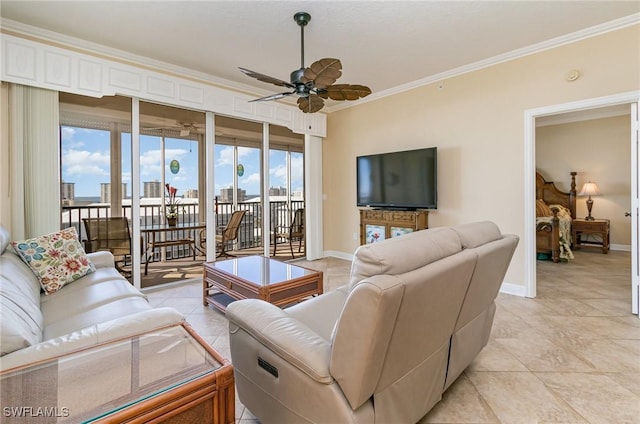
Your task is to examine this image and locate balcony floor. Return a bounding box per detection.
[139,242,305,288]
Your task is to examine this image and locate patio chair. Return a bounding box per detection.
[273,208,304,258]
[82,217,134,278]
[200,210,246,257]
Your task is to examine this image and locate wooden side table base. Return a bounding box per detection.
[572,218,610,254]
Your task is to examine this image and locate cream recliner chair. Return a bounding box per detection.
[226,221,518,424]
[445,221,520,389]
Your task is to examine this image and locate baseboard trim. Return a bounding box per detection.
[611,244,631,252]
[499,281,527,297]
[323,250,354,261]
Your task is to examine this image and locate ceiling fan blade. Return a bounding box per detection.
[302,58,342,89]
[317,84,372,101]
[239,67,295,88]
[249,91,295,102]
[297,95,325,113]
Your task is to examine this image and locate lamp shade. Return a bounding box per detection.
[578,181,600,197]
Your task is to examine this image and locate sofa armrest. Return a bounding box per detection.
[226,299,332,384]
[86,251,115,269]
[0,307,183,371]
[284,287,348,340]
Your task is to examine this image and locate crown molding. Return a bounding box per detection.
[325,13,640,114]
[0,17,281,101]
[2,13,638,115]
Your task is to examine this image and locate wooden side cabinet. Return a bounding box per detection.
[572,218,610,253]
[360,209,429,245]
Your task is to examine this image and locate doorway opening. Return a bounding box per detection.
[524,90,639,316]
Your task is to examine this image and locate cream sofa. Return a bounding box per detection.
[226,221,518,424]
[0,225,184,371]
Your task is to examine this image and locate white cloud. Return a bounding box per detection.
[62,149,110,176]
[291,154,303,181]
[216,146,235,167]
[165,148,189,160]
[241,172,261,186]
[270,163,287,184]
[61,126,76,140]
[61,126,108,149]
[140,150,163,177]
[268,154,303,187]
[237,147,255,160]
[218,146,256,167]
[139,148,189,178]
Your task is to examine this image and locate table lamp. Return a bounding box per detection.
[578,181,600,221]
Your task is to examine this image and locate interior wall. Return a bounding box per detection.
[536,115,631,247]
[322,24,640,288]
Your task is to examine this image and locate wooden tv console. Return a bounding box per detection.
[360,209,429,245]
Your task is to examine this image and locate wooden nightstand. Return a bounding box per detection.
[572,218,610,253]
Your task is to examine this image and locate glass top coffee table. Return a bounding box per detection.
[203,255,323,312]
[0,323,234,423]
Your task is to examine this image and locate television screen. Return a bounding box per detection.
[357,147,437,209]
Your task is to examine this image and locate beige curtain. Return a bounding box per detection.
[0,83,9,232]
[0,83,59,240]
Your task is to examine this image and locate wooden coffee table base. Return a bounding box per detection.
[203,256,323,312]
[0,323,234,424]
[102,361,235,424]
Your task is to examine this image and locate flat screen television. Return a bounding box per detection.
[357,147,437,210]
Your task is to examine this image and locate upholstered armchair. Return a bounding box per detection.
[226,221,518,423]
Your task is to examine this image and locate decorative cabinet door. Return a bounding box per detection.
[390,227,414,238]
[364,224,387,244]
[360,210,429,245]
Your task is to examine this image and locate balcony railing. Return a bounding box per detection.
[62,200,304,261]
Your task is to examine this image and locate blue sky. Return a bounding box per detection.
[61,126,303,198]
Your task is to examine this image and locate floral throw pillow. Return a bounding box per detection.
[11,227,96,295]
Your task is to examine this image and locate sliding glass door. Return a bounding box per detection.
[137,101,205,287]
[60,95,208,288]
[60,92,305,288]
[212,117,305,258]
[59,93,132,241]
[214,117,264,254]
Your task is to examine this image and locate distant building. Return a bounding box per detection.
[61,182,75,203]
[269,186,287,196]
[100,183,108,203]
[144,180,162,198]
[100,183,128,203]
[184,189,198,199]
[220,187,246,203]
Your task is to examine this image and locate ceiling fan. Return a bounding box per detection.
[239,12,372,113]
[142,121,203,136]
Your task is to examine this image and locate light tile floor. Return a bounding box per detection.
[143,250,638,423]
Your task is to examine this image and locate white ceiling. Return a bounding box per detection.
[2,1,639,113]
